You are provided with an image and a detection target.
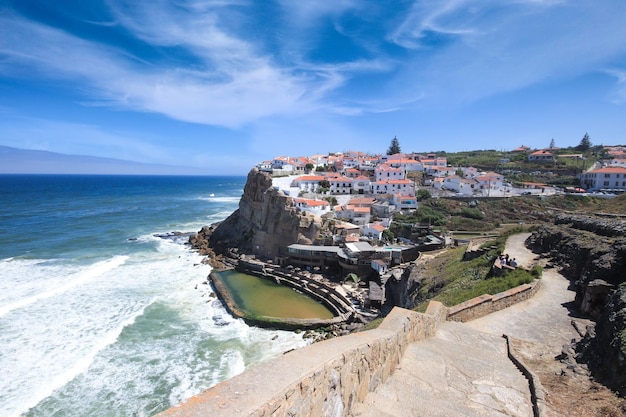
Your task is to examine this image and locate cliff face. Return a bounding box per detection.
[192,168,323,260]
[526,214,626,393]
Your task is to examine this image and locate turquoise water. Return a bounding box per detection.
[0,175,308,417]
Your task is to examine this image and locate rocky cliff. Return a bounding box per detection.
[190,168,324,261]
[526,213,626,394]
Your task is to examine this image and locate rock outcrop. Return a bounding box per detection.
[190,168,323,260]
[576,285,626,395]
[525,213,626,394]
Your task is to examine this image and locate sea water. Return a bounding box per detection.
[0,175,308,417]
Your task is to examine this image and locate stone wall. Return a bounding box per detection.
[155,304,447,417]
[447,280,541,322]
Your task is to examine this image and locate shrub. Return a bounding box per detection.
[460,207,485,220]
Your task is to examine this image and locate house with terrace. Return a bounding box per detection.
[392,193,418,210]
[291,175,326,193]
[361,223,387,240]
[334,204,372,226]
[294,198,331,215]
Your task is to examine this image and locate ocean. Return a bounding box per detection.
[0,175,308,417]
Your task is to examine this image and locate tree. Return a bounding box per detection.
[549,138,555,149]
[387,136,401,155]
[416,189,431,201]
[305,163,314,172]
[577,133,592,152]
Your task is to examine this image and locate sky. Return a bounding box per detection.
[1,0,625,175]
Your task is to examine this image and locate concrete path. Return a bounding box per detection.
[350,233,586,417]
[349,321,533,417]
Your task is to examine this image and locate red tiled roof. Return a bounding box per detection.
[590,167,626,174]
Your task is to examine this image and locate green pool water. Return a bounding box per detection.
[215,270,335,319]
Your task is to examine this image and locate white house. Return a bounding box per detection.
[372,179,415,197]
[528,150,555,163]
[371,259,388,275]
[388,158,424,172]
[392,193,418,210]
[361,223,386,240]
[375,164,405,182]
[294,198,331,215]
[580,166,626,191]
[441,176,477,196]
[428,165,457,177]
[335,205,371,225]
[329,176,354,194]
[291,175,325,192]
[351,176,372,194]
[475,172,504,195]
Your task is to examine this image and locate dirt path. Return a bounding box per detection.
[466,233,625,417]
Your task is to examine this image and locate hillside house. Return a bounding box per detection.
[375,164,405,182]
[580,166,626,191]
[294,198,331,215]
[334,205,371,225]
[528,150,555,163]
[361,223,386,240]
[372,179,415,197]
[351,176,372,194]
[392,193,418,210]
[291,175,326,192]
[329,176,354,194]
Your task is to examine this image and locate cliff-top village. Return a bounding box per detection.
[190,140,626,313]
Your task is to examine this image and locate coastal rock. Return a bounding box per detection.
[526,214,626,395]
[576,285,626,395]
[193,168,323,260]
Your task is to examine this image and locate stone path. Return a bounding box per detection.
[349,321,533,417]
[350,233,586,417]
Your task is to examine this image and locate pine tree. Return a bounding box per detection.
[387,136,401,155]
[549,138,555,149]
[577,133,592,152]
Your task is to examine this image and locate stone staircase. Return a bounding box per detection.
[349,321,534,417]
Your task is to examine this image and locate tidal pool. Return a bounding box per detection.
[215,270,335,319]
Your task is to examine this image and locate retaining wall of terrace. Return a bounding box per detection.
[447,279,541,322]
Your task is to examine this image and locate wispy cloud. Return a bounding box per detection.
[1,0,625,134]
[606,69,626,105]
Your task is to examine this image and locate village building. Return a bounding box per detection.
[392,193,418,210]
[528,150,555,163]
[361,223,386,240]
[291,175,326,193]
[294,198,331,215]
[374,164,405,182]
[334,204,372,225]
[372,179,415,196]
[580,166,626,191]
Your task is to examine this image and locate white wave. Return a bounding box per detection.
[197,196,240,203]
[0,255,128,318]
[10,298,155,417]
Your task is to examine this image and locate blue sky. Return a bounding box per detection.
[1,0,625,174]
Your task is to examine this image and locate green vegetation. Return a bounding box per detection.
[414,229,537,310]
[387,136,401,155]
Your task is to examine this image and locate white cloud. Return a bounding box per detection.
[606,69,626,105]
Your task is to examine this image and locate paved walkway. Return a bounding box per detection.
[350,233,584,417]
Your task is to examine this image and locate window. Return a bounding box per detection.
[604,181,610,186]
